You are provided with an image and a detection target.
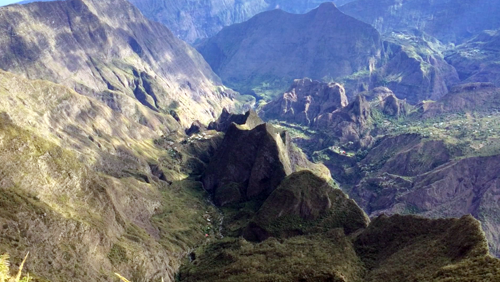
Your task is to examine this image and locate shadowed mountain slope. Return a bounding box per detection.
[180,172,500,282]
[0,0,235,128]
[340,0,500,44]
[202,118,331,207]
[197,2,383,99]
[127,0,356,44]
[445,29,500,86]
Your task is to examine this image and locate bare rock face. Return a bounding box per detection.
[202,116,331,206]
[381,93,408,117]
[243,170,369,241]
[207,108,264,132]
[315,94,373,148]
[0,0,235,128]
[261,78,348,125]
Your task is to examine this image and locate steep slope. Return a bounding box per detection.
[202,118,331,207]
[0,70,227,281]
[127,0,356,44]
[243,171,369,241]
[445,29,500,86]
[179,173,500,282]
[197,2,383,100]
[340,0,500,44]
[0,0,235,128]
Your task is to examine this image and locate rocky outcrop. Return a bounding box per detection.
[378,35,460,103]
[197,2,383,97]
[315,94,374,148]
[243,170,369,241]
[207,108,263,132]
[0,0,235,128]
[202,117,331,206]
[380,93,407,117]
[126,0,355,44]
[340,0,500,44]
[261,78,348,125]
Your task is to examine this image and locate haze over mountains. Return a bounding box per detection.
[1,0,500,281]
[127,0,356,43]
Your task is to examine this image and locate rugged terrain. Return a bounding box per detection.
[0,69,226,281]
[1,0,500,281]
[268,79,500,256]
[445,29,500,86]
[126,0,356,43]
[196,3,464,104]
[197,3,383,101]
[0,0,235,128]
[340,0,500,44]
[180,170,500,282]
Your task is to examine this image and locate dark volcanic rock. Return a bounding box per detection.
[207,108,264,132]
[0,0,235,128]
[381,94,405,117]
[202,120,330,206]
[261,78,348,125]
[243,170,369,241]
[197,2,383,96]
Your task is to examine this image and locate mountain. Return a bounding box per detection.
[339,0,500,44]
[0,69,230,281]
[260,78,348,126]
[274,81,500,256]
[197,3,383,100]
[445,29,500,86]
[0,0,235,128]
[202,117,331,207]
[127,0,357,44]
[179,172,500,281]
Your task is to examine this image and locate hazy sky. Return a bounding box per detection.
[0,0,20,6]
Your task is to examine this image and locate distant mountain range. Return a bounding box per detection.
[127,0,357,43]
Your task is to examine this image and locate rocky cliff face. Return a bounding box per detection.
[197,2,383,99]
[340,0,500,44]
[261,78,348,126]
[0,0,235,128]
[201,116,331,206]
[127,0,356,44]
